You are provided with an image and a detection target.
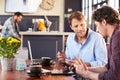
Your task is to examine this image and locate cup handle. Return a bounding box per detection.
[50,60,54,65]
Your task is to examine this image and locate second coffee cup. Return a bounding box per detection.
[41,57,53,66]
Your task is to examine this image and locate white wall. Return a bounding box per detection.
[0,0,64,32]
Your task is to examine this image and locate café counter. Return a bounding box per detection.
[20,31,73,60]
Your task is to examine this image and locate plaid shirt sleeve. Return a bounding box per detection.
[2,17,19,38]
[99,25,120,80]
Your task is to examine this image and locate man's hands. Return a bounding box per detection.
[56,50,66,62]
[56,54,99,80]
[72,56,87,75]
[70,56,99,80]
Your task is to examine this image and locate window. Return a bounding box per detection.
[82,0,108,30]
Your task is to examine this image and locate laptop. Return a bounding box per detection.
[27,40,42,65]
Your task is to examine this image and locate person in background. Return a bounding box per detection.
[57,11,108,67]
[1,12,23,40]
[72,6,120,80]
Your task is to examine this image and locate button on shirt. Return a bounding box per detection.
[65,28,108,67]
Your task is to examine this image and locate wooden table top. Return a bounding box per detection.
[0,71,75,80]
[0,60,76,80]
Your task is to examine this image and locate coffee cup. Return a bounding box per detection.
[28,65,42,77]
[41,57,53,66]
[28,28,32,31]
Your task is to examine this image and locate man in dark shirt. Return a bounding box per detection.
[71,6,120,80]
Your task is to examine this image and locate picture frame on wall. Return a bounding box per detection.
[5,0,42,13]
[5,0,29,13]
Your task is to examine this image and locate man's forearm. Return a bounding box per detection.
[17,36,21,41]
[88,71,99,80]
[84,71,99,80]
[88,66,107,73]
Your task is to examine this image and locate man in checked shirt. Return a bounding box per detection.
[71,5,120,80]
[1,12,23,40]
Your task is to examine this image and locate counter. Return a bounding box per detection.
[20,31,73,60]
[20,31,73,35]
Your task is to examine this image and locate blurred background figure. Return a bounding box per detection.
[1,12,23,40]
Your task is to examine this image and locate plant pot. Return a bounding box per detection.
[1,58,15,71]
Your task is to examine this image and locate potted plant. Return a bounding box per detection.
[0,37,21,71]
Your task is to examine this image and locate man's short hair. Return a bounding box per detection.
[68,11,85,26]
[14,12,23,17]
[92,6,120,25]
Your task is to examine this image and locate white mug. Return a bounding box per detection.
[28,28,32,31]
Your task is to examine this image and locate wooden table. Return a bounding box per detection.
[0,61,76,80]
